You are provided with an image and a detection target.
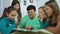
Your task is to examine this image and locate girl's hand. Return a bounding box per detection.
[16,25,21,30]
[38,16,43,21]
[26,26,33,30]
[17,25,20,28]
[38,15,47,21]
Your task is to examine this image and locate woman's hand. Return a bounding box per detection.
[47,26,57,33]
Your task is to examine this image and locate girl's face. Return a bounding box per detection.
[38,9,45,18]
[6,10,17,20]
[13,3,19,11]
[45,5,53,16]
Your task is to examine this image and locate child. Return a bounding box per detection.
[38,6,49,29]
[11,0,22,25]
[18,5,40,30]
[0,6,17,34]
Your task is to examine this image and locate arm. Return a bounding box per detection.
[47,14,60,33]
[0,20,16,34]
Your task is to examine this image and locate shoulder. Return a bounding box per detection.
[0,17,9,24]
[0,17,7,21]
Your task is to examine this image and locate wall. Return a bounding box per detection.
[0,0,12,17]
[0,0,3,17]
[19,0,49,17]
[0,0,60,17]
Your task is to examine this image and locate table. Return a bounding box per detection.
[12,28,54,34]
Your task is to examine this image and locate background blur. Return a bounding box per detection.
[0,0,60,17]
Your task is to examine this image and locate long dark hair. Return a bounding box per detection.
[11,0,22,19]
[1,6,17,19]
[45,0,60,24]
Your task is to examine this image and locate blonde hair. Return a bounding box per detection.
[39,6,48,23]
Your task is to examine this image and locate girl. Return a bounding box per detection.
[0,6,17,34]
[45,0,60,34]
[11,0,22,25]
[38,6,49,29]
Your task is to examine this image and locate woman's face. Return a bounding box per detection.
[45,5,53,16]
[13,3,19,11]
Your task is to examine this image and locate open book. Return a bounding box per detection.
[13,28,54,34]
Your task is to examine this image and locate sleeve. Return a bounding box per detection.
[0,20,16,34]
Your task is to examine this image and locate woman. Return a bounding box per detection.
[11,0,22,25]
[45,0,60,34]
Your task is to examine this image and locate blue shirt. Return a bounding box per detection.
[0,17,16,34]
[39,17,49,29]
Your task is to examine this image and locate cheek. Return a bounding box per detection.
[8,16,12,19]
[50,11,53,15]
[17,6,19,9]
[15,7,19,10]
[10,16,13,19]
[14,7,19,10]
[8,15,13,19]
[46,10,50,15]
[46,9,50,13]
